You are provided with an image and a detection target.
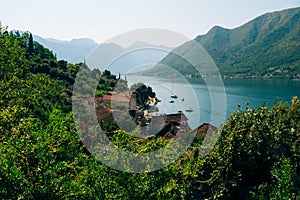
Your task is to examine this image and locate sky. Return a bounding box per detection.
[1,0,300,43]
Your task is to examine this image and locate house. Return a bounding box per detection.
[191,123,218,137]
[96,105,113,122]
[102,91,136,108]
[154,112,191,138]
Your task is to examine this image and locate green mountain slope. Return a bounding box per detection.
[157,7,300,78]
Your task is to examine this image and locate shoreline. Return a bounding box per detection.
[128,73,300,80]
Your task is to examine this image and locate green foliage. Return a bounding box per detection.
[114,79,128,93]
[196,100,300,199]
[130,82,156,108]
[130,82,145,91]
[0,23,299,199]
[95,69,120,96]
[249,156,298,199]
[27,33,34,55]
[0,29,29,81]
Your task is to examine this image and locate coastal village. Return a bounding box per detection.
[94,89,217,139]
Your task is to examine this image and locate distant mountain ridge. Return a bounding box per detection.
[85,41,173,74]
[33,35,98,64]
[155,7,300,78]
[32,34,173,67]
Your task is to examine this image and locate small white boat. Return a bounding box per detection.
[186,108,193,112]
[171,94,178,99]
[169,100,175,103]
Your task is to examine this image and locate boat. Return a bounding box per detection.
[170,79,178,98]
[171,94,178,99]
[169,100,174,103]
[185,108,193,112]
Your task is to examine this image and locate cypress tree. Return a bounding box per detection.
[27,33,34,54]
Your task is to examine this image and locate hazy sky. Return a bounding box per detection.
[1,0,300,43]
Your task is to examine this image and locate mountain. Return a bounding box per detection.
[85,42,124,68]
[126,41,173,51]
[86,41,173,74]
[151,7,300,78]
[33,35,98,63]
[32,34,173,70]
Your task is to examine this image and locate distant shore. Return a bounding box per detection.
[131,72,300,80]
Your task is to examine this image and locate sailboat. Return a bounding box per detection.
[170,79,178,98]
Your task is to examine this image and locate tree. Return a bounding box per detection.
[114,79,128,93]
[27,32,34,55]
[130,83,156,109]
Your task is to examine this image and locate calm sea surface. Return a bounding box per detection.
[127,76,300,129]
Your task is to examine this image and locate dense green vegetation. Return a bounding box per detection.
[153,7,300,79]
[0,25,299,199]
[130,82,156,109]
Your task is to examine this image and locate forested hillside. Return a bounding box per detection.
[0,25,299,199]
[156,7,300,78]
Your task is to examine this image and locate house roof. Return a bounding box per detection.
[152,112,189,138]
[165,113,188,124]
[94,96,103,105]
[96,106,113,120]
[103,91,136,103]
[191,123,217,136]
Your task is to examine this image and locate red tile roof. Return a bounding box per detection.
[103,91,136,103]
[96,106,113,120]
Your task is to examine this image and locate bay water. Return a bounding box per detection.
[126,75,300,129]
